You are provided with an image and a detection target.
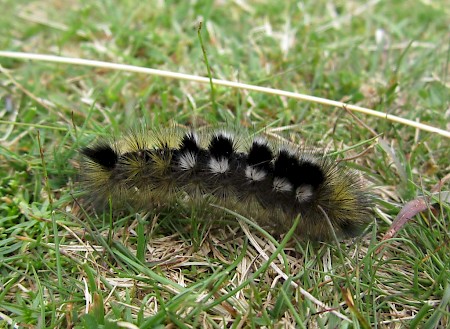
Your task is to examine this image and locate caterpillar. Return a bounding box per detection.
[79,126,374,241]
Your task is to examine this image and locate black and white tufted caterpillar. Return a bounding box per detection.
[80,126,373,241]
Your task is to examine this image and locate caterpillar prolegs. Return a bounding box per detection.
[80,127,373,241]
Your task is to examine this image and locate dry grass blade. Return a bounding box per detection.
[0,51,449,138]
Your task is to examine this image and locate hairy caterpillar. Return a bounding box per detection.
[80,126,373,241]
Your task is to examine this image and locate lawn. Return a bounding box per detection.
[0,0,449,328]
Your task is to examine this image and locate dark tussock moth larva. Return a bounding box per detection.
[80,126,374,241]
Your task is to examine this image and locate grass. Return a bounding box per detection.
[1,0,449,328]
